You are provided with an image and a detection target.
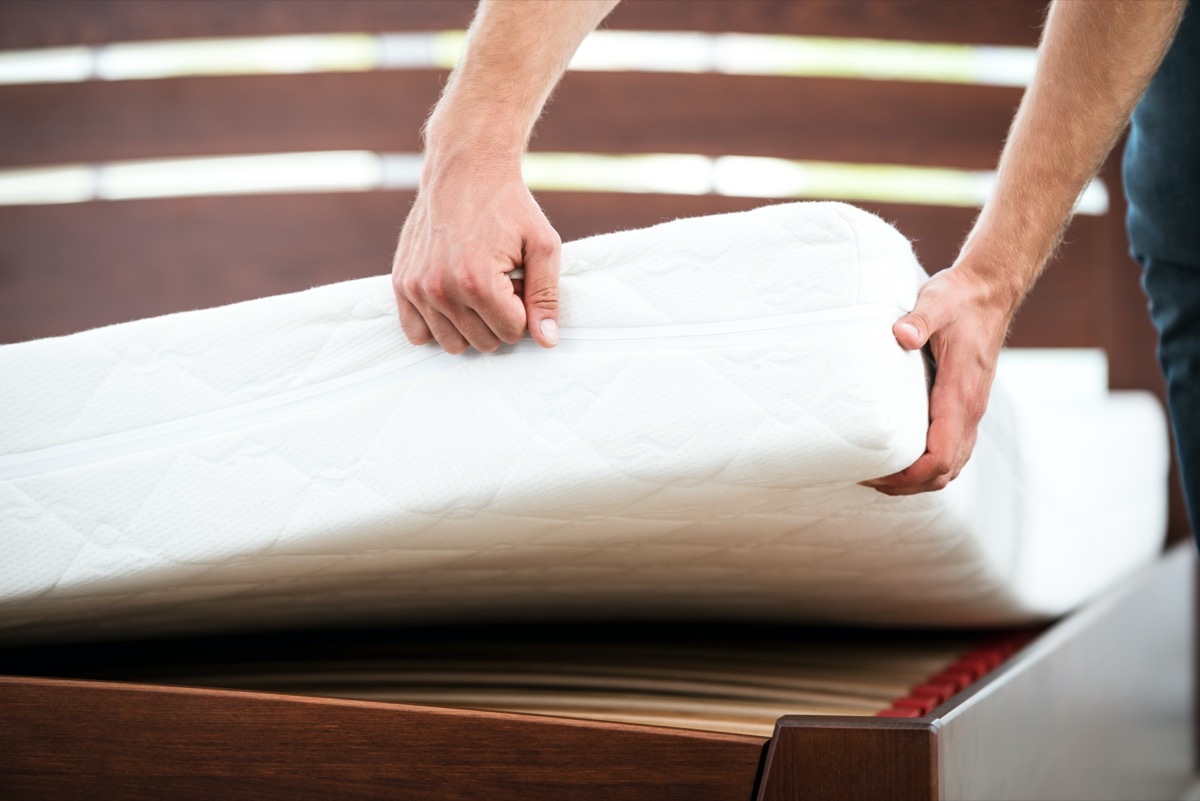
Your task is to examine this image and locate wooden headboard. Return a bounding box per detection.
[0,0,1180,538]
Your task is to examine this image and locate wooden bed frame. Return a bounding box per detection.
[1,546,1191,800]
[0,1,1193,798]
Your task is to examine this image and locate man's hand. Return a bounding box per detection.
[390,0,619,353]
[864,266,1015,495]
[392,159,561,353]
[867,0,1185,495]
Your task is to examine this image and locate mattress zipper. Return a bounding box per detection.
[1,304,907,480]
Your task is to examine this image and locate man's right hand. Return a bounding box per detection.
[389,0,619,353]
[391,158,562,354]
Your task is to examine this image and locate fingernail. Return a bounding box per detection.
[896,322,919,342]
[539,318,559,346]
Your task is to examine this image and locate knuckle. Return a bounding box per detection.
[399,276,423,302]
[393,272,411,297]
[918,282,946,304]
[906,311,933,333]
[498,326,524,345]
[400,315,432,344]
[425,277,451,305]
[527,232,561,259]
[398,310,433,345]
[525,284,559,311]
[492,308,526,344]
[458,272,484,301]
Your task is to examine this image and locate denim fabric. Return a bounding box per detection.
[1124,0,1200,537]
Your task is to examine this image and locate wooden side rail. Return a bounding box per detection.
[0,677,767,801]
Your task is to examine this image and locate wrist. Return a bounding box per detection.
[421,147,522,185]
[949,237,1034,318]
[423,85,535,161]
[953,202,1066,314]
[420,119,525,190]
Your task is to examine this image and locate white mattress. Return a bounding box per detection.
[0,201,1169,640]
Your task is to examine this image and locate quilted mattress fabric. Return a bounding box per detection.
[0,201,1168,640]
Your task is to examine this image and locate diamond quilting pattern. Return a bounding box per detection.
[0,201,1166,640]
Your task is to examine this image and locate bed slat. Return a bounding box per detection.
[0,0,1047,51]
[0,0,477,49]
[0,191,1109,348]
[0,73,1021,170]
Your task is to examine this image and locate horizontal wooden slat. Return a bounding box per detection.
[0,72,441,168]
[542,73,1020,171]
[603,0,1048,46]
[0,191,1110,354]
[0,677,766,801]
[0,0,478,49]
[0,192,412,344]
[0,72,1022,169]
[0,0,1047,50]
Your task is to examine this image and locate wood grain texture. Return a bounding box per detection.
[0,0,478,49]
[539,74,1020,171]
[0,192,405,344]
[0,623,973,740]
[0,2,1191,796]
[0,191,1112,350]
[0,0,1048,49]
[757,717,937,801]
[748,546,1196,801]
[0,72,1021,169]
[0,551,1191,801]
[0,71,444,168]
[602,0,1048,45]
[0,677,767,801]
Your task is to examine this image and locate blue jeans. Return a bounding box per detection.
[1124,0,1200,538]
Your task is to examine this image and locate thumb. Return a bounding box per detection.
[523,231,562,348]
[893,289,948,351]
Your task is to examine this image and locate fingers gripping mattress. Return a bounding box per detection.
[0,202,1169,640]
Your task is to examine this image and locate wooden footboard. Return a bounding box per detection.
[1,546,1192,801]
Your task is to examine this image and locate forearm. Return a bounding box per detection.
[424,0,620,167]
[958,0,1185,310]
